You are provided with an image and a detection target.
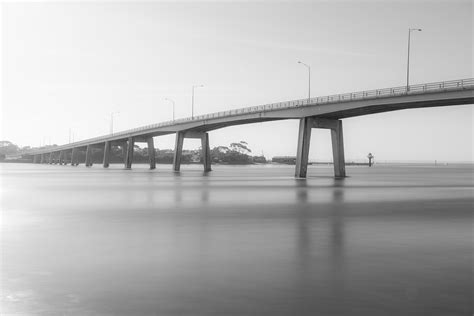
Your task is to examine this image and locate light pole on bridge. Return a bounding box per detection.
[406,28,422,92]
[297,61,311,104]
[165,98,176,121]
[192,85,204,119]
[110,111,120,135]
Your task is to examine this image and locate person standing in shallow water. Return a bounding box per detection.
[367,153,374,167]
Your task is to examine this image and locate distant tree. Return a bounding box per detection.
[230,141,251,155]
[0,141,19,155]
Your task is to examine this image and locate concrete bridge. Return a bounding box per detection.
[22,78,474,178]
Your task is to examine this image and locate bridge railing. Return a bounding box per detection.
[22,78,473,155]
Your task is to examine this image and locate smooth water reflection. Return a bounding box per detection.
[1,163,472,315]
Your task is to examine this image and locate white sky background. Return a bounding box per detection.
[1,0,472,162]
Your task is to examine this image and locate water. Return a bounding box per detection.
[1,163,472,315]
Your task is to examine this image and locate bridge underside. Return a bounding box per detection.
[318,97,474,120]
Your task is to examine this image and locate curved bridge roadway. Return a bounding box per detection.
[23,78,474,178]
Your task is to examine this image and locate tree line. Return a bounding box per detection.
[0,140,267,164]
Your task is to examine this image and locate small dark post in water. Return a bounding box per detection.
[367,153,374,167]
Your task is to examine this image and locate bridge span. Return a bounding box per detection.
[22,78,474,178]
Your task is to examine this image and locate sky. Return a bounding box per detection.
[1,0,472,162]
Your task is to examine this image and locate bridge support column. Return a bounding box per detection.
[48,152,53,164]
[58,151,64,165]
[331,120,346,178]
[295,118,312,178]
[33,155,39,163]
[40,153,45,164]
[173,132,185,172]
[71,148,77,166]
[125,137,135,169]
[121,144,127,164]
[147,137,156,170]
[103,141,111,168]
[295,117,346,178]
[173,131,211,172]
[85,145,93,167]
[201,133,212,172]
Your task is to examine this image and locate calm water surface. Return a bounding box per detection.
[0,163,472,315]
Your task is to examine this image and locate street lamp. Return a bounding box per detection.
[192,84,204,119]
[165,98,176,120]
[298,61,311,104]
[110,111,120,134]
[68,128,73,143]
[406,28,422,92]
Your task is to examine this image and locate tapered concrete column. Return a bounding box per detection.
[125,137,135,169]
[85,145,93,167]
[331,120,346,178]
[103,141,111,168]
[58,151,64,165]
[121,144,127,164]
[173,132,185,172]
[40,153,45,164]
[147,137,156,170]
[295,118,313,178]
[201,133,212,172]
[71,148,77,166]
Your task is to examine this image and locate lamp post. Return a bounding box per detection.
[192,84,204,119]
[406,28,422,92]
[110,111,120,135]
[165,98,176,121]
[298,61,311,104]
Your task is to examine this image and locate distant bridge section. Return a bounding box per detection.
[22,78,474,178]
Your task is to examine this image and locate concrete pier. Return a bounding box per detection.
[200,133,212,172]
[103,141,111,168]
[58,151,65,165]
[121,144,127,164]
[48,152,53,164]
[173,132,185,172]
[295,118,312,178]
[33,155,39,163]
[85,145,93,167]
[330,120,346,178]
[295,117,346,178]
[173,131,212,172]
[147,137,156,170]
[40,153,45,164]
[71,148,78,166]
[125,137,135,169]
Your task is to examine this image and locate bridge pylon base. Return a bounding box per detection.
[295,117,346,179]
[173,131,212,172]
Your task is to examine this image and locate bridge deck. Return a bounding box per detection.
[23,78,474,156]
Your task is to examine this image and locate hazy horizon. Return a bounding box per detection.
[1,0,472,162]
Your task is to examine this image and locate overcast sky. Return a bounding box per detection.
[1,0,472,162]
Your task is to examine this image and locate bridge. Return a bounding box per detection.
[21,78,474,178]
